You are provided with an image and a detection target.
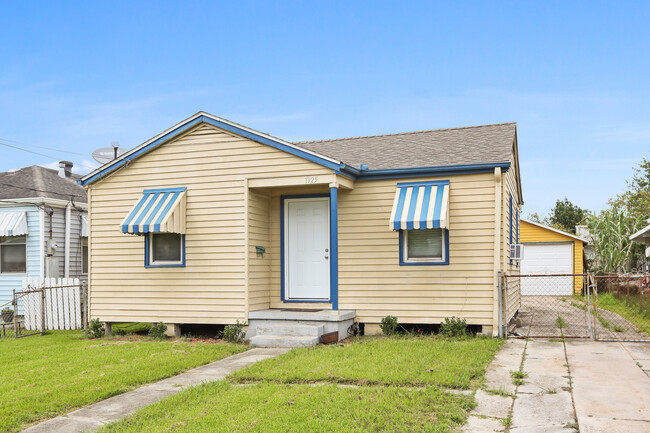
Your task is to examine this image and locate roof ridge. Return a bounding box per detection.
[32,166,46,197]
[293,122,517,144]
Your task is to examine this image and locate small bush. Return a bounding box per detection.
[85,318,105,339]
[380,315,398,336]
[149,322,167,340]
[222,321,246,343]
[440,316,467,337]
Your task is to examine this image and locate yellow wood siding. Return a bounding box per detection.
[88,123,334,324]
[503,157,521,321]
[334,173,497,326]
[520,221,585,294]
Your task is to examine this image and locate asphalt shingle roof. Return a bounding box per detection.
[294,122,517,170]
[0,165,87,203]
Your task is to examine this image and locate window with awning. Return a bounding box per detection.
[389,181,450,265]
[120,187,186,235]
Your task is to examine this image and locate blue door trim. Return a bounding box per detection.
[280,193,333,304]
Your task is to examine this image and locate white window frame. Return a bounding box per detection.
[0,236,28,274]
[148,232,184,266]
[403,229,446,264]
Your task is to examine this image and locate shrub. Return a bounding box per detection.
[222,321,246,343]
[440,316,467,337]
[149,322,167,340]
[85,318,105,339]
[380,315,398,336]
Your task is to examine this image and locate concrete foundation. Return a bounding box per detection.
[363,324,382,335]
[164,323,181,338]
[103,322,112,336]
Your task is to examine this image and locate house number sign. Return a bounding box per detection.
[304,176,318,184]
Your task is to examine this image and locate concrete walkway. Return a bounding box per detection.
[21,347,290,433]
[464,339,650,432]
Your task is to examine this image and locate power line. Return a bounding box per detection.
[0,141,57,159]
[0,137,85,156]
[0,181,84,199]
[0,140,99,171]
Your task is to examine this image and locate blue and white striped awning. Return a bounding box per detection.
[389,181,450,230]
[120,187,187,234]
[0,211,28,236]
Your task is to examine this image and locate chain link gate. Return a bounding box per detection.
[502,272,650,341]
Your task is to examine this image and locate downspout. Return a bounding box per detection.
[64,203,71,278]
[492,167,502,337]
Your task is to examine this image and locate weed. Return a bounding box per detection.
[570,301,586,311]
[614,325,625,333]
[510,370,528,379]
[548,338,566,342]
[501,416,512,427]
[380,316,398,336]
[440,316,468,337]
[555,316,566,329]
[512,378,525,386]
[485,388,513,397]
[597,315,613,330]
[148,322,167,340]
[560,297,567,302]
[85,318,105,339]
[222,321,246,343]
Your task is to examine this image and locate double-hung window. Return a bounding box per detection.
[390,181,450,266]
[0,236,27,273]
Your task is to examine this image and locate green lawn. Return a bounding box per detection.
[98,335,502,433]
[100,382,475,433]
[231,335,503,389]
[595,292,650,335]
[0,331,246,433]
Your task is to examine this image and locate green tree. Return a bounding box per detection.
[547,198,588,234]
[609,158,650,221]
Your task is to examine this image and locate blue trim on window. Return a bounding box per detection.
[280,193,332,304]
[398,229,450,266]
[81,115,340,186]
[330,187,338,311]
[396,180,450,187]
[144,234,186,268]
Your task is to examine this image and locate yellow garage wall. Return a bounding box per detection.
[333,173,498,326]
[520,221,584,294]
[88,123,334,324]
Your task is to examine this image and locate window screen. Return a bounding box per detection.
[406,229,443,259]
[1,236,27,273]
[151,233,182,263]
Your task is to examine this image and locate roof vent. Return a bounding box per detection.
[358,164,369,171]
[58,161,73,178]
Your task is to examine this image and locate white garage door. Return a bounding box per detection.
[520,243,573,295]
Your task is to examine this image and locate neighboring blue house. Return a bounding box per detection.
[0,162,88,311]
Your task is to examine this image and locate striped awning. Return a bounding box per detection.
[81,215,89,237]
[120,187,187,234]
[389,181,449,230]
[0,211,28,236]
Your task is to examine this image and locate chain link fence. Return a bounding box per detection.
[0,278,88,340]
[503,272,650,341]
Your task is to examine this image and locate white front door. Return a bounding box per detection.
[521,243,574,295]
[285,197,330,300]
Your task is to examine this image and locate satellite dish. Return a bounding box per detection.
[92,146,128,164]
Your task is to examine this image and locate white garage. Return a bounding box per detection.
[520,243,574,295]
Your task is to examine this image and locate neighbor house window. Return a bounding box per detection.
[0,236,27,273]
[81,238,89,274]
[401,229,447,265]
[146,233,185,267]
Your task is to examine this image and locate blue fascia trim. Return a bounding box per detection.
[330,186,338,311]
[396,180,450,187]
[341,161,511,180]
[144,233,186,268]
[142,187,187,194]
[399,229,450,266]
[280,193,332,304]
[81,116,340,186]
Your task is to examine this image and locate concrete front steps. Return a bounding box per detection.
[247,309,356,348]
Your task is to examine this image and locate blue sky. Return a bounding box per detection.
[1,1,648,216]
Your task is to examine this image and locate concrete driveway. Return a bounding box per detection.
[464,339,650,432]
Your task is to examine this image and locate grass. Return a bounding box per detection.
[595,292,650,335]
[99,381,475,433]
[112,322,152,335]
[0,330,246,432]
[231,335,503,389]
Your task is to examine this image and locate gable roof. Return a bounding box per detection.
[80,112,518,186]
[295,122,517,170]
[522,219,588,244]
[0,165,87,203]
[630,223,650,242]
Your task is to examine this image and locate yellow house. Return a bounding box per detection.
[80,112,523,344]
[520,220,587,295]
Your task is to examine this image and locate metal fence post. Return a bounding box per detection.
[41,288,46,334]
[12,289,17,338]
[497,271,504,338]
